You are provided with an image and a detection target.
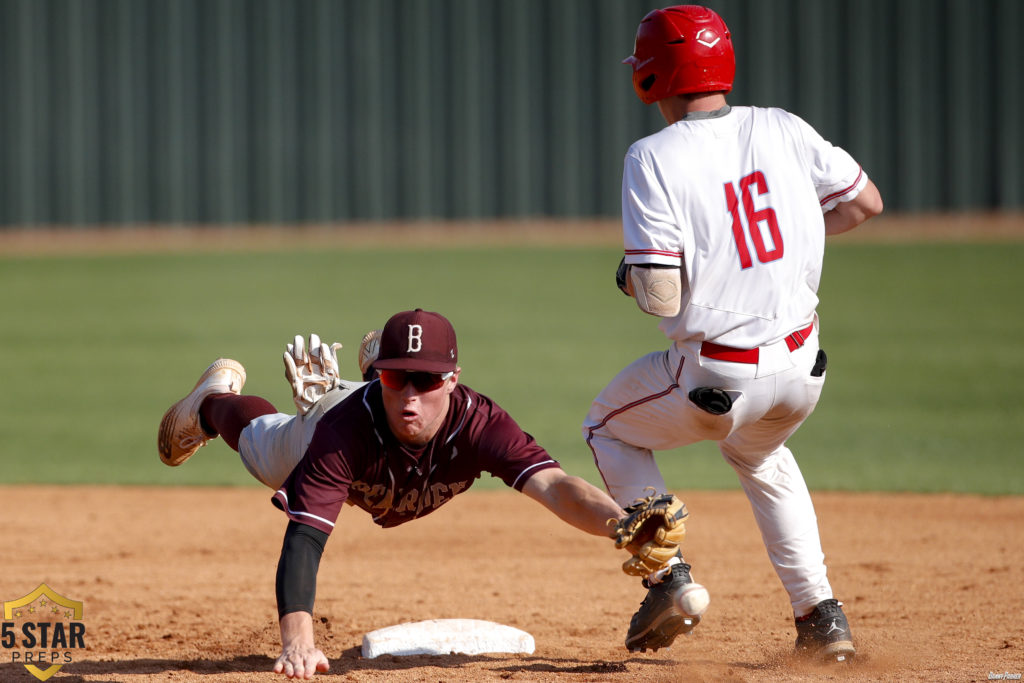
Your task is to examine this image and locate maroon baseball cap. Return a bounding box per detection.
[374,309,458,373]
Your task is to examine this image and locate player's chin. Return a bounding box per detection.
[393,421,430,445]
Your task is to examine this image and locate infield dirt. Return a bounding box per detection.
[1,485,1021,682]
[0,212,1021,256]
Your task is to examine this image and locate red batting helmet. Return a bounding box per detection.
[623,5,735,104]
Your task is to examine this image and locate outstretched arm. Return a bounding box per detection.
[520,467,625,538]
[273,521,330,679]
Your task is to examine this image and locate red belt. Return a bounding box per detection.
[700,322,815,364]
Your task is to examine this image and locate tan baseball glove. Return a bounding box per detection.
[610,489,688,576]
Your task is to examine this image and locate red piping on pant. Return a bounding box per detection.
[585,352,686,493]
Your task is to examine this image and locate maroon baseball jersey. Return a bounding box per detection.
[271,382,561,533]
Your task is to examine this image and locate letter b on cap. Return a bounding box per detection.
[407,324,423,352]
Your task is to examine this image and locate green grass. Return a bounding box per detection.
[1,240,1021,494]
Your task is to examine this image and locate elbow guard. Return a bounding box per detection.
[630,265,682,317]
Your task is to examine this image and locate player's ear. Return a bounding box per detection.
[446,368,461,392]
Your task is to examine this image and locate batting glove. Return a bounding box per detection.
[283,333,343,416]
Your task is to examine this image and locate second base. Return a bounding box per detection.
[361,618,535,659]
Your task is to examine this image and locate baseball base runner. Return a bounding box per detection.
[584,3,884,661]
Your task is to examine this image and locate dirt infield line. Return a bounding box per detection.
[0,213,1021,256]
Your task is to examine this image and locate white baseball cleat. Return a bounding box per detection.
[158,359,246,466]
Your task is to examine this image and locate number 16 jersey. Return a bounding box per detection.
[621,106,868,348]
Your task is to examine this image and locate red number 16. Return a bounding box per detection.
[724,171,784,269]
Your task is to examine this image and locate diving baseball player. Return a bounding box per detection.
[158,309,693,678]
[584,5,883,661]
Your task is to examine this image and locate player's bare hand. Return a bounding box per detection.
[272,645,329,679]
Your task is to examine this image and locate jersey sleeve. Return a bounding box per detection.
[472,398,561,490]
[621,148,684,267]
[271,427,356,535]
[790,113,869,212]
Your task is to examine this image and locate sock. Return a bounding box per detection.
[647,555,682,585]
[200,394,276,451]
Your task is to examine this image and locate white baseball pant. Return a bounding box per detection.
[583,321,833,615]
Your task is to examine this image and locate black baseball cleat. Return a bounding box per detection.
[625,562,702,653]
[794,598,856,662]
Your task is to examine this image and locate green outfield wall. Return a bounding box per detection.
[0,0,1020,226]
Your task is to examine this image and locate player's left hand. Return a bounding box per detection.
[283,333,343,416]
[610,488,688,576]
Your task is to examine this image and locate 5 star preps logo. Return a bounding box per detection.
[2,584,86,681]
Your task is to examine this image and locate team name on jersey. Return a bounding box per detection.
[350,479,471,517]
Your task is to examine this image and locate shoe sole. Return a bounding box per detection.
[796,638,856,663]
[158,359,245,466]
[821,640,856,663]
[626,613,700,653]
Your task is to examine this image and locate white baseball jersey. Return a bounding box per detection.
[622,105,867,348]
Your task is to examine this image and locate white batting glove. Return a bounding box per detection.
[283,333,343,416]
